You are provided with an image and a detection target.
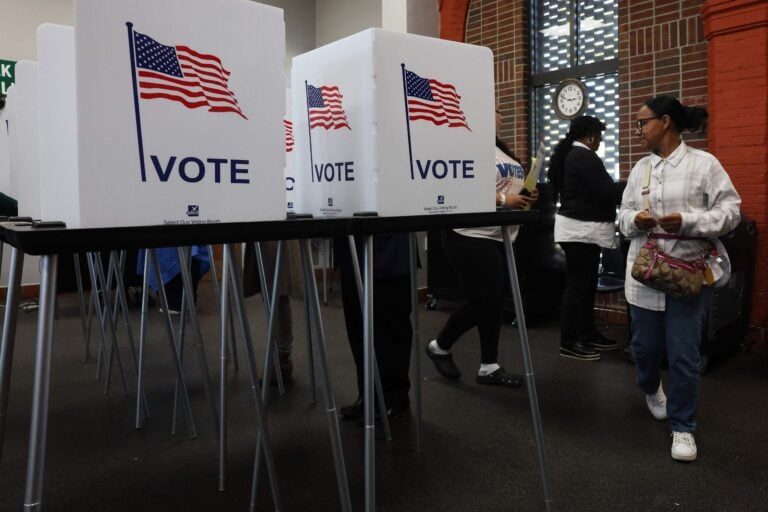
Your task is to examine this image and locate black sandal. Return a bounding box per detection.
[476,367,523,387]
[425,344,461,380]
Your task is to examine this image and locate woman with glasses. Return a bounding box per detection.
[619,95,741,462]
[547,115,620,361]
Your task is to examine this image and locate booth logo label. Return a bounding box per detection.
[327,197,334,207]
[437,195,445,205]
[187,205,200,217]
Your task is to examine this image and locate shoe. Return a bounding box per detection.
[340,397,363,420]
[645,384,668,420]
[357,401,410,426]
[426,341,461,380]
[269,351,293,386]
[158,308,180,315]
[475,367,523,387]
[671,431,697,462]
[560,341,600,361]
[588,332,620,351]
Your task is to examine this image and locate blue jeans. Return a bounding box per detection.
[629,290,709,433]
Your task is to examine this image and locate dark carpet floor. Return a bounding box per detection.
[0,284,766,511]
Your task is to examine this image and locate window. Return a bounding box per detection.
[530,0,619,179]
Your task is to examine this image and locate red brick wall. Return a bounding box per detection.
[619,0,709,179]
[463,0,529,162]
[703,0,768,331]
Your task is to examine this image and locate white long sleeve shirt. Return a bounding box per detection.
[618,141,741,311]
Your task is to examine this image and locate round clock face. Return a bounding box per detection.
[554,80,587,119]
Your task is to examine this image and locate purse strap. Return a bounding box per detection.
[641,163,652,211]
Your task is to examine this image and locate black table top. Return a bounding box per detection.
[0,210,538,255]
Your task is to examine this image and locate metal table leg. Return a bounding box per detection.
[501,229,554,512]
[362,235,375,512]
[148,249,197,439]
[22,254,58,511]
[408,232,423,452]
[221,244,282,511]
[299,239,352,512]
[0,247,24,463]
[346,236,391,441]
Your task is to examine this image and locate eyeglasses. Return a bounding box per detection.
[636,116,659,130]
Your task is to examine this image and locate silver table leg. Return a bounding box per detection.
[501,229,554,512]
[408,233,423,452]
[0,247,24,463]
[22,254,58,511]
[207,245,239,372]
[346,235,391,441]
[362,235,375,512]
[73,254,88,342]
[299,239,352,512]
[148,249,197,438]
[220,244,281,511]
[176,247,219,437]
[254,242,286,396]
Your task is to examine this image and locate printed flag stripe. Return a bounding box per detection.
[132,30,246,119]
[284,119,294,152]
[307,83,350,130]
[404,68,469,130]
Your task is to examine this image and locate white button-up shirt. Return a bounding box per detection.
[618,141,741,311]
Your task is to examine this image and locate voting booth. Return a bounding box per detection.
[291,28,496,218]
[67,0,286,228]
[6,61,41,219]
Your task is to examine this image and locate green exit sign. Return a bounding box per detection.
[0,59,15,96]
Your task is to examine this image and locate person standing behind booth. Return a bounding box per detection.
[137,247,210,313]
[619,95,740,462]
[547,115,620,361]
[425,106,538,387]
[336,233,413,421]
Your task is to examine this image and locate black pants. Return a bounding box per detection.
[340,274,412,409]
[164,259,202,311]
[559,242,601,346]
[437,229,506,365]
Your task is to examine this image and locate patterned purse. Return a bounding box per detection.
[630,165,710,300]
[631,234,708,300]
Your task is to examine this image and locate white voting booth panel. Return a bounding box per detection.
[37,24,80,226]
[7,62,42,219]
[291,28,495,218]
[0,94,10,194]
[285,89,295,213]
[74,0,286,228]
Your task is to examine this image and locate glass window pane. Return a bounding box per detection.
[577,1,618,65]
[533,0,572,74]
[531,73,619,181]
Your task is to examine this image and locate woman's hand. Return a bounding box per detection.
[505,194,533,209]
[634,211,658,231]
[529,188,539,204]
[658,213,682,233]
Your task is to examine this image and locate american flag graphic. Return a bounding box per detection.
[132,30,247,119]
[404,68,469,130]
[284,118,294,152]
[306,84,350,130]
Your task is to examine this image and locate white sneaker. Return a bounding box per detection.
[645,384,667,420]
[671,431,697,461]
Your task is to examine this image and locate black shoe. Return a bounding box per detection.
[340,397,363,420]
[560,341,601,361]
[357,402,410,426]
[475,366,523,387]
[588,332,620,351]
[425,342,461,380]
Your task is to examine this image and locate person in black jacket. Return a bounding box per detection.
[548,115,620,361]
[336,234,413,421]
